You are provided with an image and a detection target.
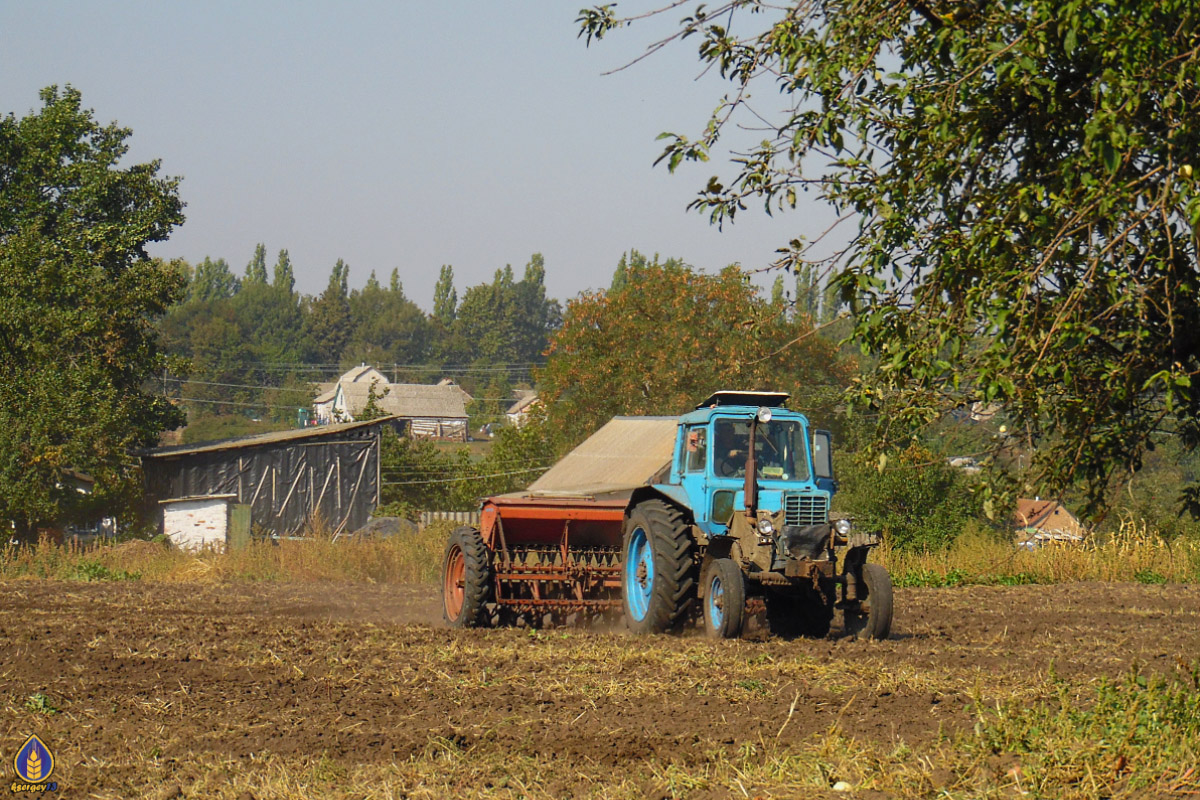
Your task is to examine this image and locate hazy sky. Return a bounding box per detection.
[1,2,840,308]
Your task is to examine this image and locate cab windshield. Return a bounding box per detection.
[712,419,811,482]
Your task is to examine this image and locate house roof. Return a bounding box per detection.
[313,382,338,404]
[343,365,387,384]
[141,418,396,458]
[1014,498,1086,538]
[507,390,539,415]
[341,382,468,420]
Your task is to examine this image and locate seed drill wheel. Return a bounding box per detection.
[701,557,745,639]
[442,526,493,628]
[844,562,893,641]
[622,500,696,634]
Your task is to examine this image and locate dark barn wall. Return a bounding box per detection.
[143,427,381,536]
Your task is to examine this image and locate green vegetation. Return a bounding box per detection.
[969,666,1200,797]
[579,1,1200,520]
[834,444,984,551]
[538,253,853,447]
[0,86,186,540]
[23,693,58,716]
[158,251,559,429]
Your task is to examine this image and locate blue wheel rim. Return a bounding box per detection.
[708,572,725,630]
[625,526,654,621]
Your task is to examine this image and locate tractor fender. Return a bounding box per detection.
[696,535,741,599]
[626,485,692,520]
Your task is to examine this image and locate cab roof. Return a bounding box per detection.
[696,390,790,409]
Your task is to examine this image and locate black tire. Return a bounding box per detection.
[701,557,746,639]
[844,562,893,641]
[765,581,835,639]
[442,526,493,628]
[622,500,696,634]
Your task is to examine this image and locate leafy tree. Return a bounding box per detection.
[538,256,854,447]
[432,264,457,324]
[793,263,821,322]
[244,243,268,285]
[454,266,520,365]
[0,86,185,537]
[770,274,787,310]
[344,269,430,372]
[579,2,1200,515]
[448,256,562,370]
[306,258,353,361]
[511,253,562,363]
[231,279,309,366]
[356,379,390,422]
[272,249,295,295]
[188,256,240,303]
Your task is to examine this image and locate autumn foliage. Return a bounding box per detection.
[538,257,854,447]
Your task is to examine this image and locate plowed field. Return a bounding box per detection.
[0,581,1197,799]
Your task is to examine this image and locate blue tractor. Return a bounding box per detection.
[442,390,892,640]
[620,391,892,639]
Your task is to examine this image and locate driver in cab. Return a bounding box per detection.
[714,422,749,478]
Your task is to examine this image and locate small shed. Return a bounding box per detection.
[160,494,249,551]
[141,419,389,538]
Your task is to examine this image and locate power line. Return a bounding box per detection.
[176,396,302,411]
[381,465,551,486]
[168,376,540,402]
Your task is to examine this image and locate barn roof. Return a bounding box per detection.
[141,418,395,459]
[340,382,468,420]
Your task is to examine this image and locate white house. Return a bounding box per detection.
[312,365,470,441]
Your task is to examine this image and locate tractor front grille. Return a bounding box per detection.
[784,493,828,526]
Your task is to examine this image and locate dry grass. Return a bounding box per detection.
[2,517,1197,589]
[878,519,1200,587]
[0,521,453,584]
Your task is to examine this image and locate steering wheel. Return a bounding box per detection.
[716,455,740,478]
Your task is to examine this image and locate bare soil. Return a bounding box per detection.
[0,581,1197,798]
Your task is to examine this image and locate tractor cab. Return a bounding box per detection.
[665,391,835,544]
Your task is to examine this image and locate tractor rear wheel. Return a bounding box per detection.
[622,500,696,634]
[701,557,745,639]
[844,562,893,641]
[442,526,493,628]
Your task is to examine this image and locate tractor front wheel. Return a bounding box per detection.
[844,562,893,641]
[701,557,745,639]
[622,500,696,634]
[442,526,493,628]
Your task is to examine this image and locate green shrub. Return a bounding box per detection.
[835,444,987,550]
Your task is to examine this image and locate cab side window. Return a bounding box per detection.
[685,426,707,472]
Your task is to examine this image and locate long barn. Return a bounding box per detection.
[141,418,390,538]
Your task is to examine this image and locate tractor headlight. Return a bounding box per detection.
[834,519,853,536]
[757,516,775,535]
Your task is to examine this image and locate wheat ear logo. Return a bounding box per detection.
[14,734,54,784]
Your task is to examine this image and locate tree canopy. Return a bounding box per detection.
[538,252,853,446]
[579,1,1200,514]
[0,86,185,536]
